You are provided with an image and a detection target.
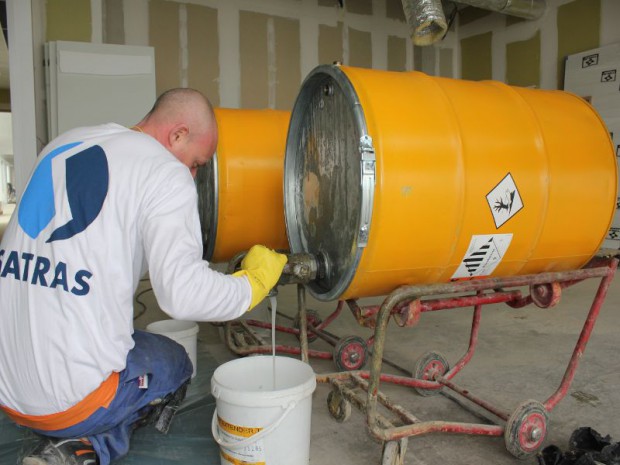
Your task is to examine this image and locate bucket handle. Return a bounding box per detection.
[211,401,296,450]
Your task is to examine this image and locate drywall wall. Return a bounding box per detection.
[39,0,482,111]
[458,0,620,89]
[101,0,416,109]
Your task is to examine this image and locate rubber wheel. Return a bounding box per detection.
[293,309,322,343]
[327,390,351,423]
[381,440,406,465]
[333,335,368,371]
[504,399,548,459]
[412,351,449,397]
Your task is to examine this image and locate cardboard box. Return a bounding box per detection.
[565,42,620,76]
[564,42,620,98]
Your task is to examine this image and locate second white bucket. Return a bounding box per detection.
[145,319,199,378]
[211,355,316,465]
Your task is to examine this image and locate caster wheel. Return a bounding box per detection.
[504,399,548,459]
[412,351,449,397]
[333,335,368,371]
[530,282,562,308]
[381,440,407,465]
[327,390,351,423]
[294,309,322,343]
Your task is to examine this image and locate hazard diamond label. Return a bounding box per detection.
[451,234,513,279]
[486,173,524,229]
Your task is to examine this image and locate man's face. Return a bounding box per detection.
[173,127,218,178]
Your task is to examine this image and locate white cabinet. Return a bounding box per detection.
[45,41,156,139]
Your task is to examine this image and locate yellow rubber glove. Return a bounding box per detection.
[233,245,287,311]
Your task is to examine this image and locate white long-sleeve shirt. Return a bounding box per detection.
[0,124,251,415]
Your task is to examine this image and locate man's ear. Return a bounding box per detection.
[169,124,189,147]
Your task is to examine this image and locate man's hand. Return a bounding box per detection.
[233,245,287,311]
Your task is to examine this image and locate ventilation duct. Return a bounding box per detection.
[403,0,547,46]
[402,0,448,46]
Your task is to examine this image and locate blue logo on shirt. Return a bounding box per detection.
[18,142,109,242]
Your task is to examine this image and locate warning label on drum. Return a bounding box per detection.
[451,234,513,279]
[486,173,524,228]
[218,416,266,465]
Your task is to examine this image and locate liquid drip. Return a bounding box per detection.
[269,295,277,390]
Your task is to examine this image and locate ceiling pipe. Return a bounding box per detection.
[457,0,546,20]
[402,0,547,46]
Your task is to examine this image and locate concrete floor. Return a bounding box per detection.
[133,262,620,465]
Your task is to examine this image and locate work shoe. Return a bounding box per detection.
[22,437,98,465]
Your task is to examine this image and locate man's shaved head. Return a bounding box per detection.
[135,88,218,177]
[142,88,216,137]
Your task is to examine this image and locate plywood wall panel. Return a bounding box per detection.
[346,0,372,15]
[150,0,180,95]
[461,32,492,81]
[274,16,301,110]
[47,0,91,42]
[349,27,372,68]
[506,31,540,88]
[386,0,405,22]
[319,22,344,65]
[240,11,269,108]
[187,4,220,106]
[557,0,600,89]
[387,35,406,71]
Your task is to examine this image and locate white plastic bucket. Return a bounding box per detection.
[211,355,316,465]
[145,320,199,378]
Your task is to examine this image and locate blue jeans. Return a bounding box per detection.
[33,330,193,465]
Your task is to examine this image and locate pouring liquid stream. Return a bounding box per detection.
[269,295,277,390]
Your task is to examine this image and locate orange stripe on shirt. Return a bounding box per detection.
[0,372,119,431]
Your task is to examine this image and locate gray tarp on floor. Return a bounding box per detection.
[0,343,222,465]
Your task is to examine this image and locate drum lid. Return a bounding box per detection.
[195,152,219,261]
[284,65,375,301]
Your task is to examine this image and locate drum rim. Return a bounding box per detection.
[197,151,219,261]
[284,64,376,301]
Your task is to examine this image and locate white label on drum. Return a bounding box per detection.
[218,417,266,465]
[451,234,513,279]
[486,173,524,228]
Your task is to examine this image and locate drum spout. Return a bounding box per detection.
[279,252,328,285]
[227,250,327,286]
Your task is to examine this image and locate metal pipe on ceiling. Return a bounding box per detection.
[402,0,547,46]
[457,0,546,20]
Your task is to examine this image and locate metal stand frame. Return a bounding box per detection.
[220,250,417,371]
[221,284,379,371]
[315,256,618,464]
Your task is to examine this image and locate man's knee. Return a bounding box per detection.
[131,330,193,383]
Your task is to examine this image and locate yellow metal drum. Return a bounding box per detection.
[196,108,290,263]
[283,65,617,301]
